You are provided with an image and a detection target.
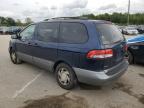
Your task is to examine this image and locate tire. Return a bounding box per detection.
[127,51,134,64]
[10,50,22,64]
[55,63,77,90]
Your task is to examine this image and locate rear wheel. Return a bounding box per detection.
[127,51,134,64]
[10,50,22,64]
[55,63,77,90]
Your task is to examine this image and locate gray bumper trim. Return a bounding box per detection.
[73,60,129,85]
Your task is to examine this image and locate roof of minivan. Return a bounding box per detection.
[38,19,112,24]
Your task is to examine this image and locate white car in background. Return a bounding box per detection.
[0,27,9,34]
[122,27,139,35]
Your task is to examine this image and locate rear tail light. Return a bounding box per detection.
[87,49,113,59]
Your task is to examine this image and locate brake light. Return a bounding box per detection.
[87,49,113,59]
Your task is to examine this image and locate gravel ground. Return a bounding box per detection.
[0,35,144,108]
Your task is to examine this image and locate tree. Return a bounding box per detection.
[16,19,23,26]
[0,17,7,26]
[25,17,33,25]
[80,13,144,25]
[6,17,16,26]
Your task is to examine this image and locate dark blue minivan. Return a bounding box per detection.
[9,17,128,89]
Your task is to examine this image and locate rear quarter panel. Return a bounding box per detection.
[77,22,104,71]
[57,21,102,70]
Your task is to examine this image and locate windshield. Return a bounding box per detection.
[96,24,124,44]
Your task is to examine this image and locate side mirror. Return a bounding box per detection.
[14,29,21,34]
[11,33,21,39]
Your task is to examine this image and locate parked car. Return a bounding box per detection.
[9,17,128,89]
[122,27,139,35]
[137,26,144,34]
[7,27,22,35]
[127,35,144,64]
[0,27,9,34]
[116,26,126,34]
[0,27,3,34]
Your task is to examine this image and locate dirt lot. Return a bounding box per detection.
[0,35,144,108]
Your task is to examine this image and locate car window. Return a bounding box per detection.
[127,27,135,30]
[37,22,59,42]
[59,22,88,44]
[20,24,36,41]
[96,24,124,44]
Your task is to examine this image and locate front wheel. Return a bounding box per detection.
[10,50,22,64]
[55,63,77,90]
[127,51,134,64]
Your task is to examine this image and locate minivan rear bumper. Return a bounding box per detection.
[74,59,128,85]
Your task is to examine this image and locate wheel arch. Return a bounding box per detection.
[128,47,134,57]
[9,46,12,52]
[127,48,135,63]
[53,60,78,79]
[53,60,72,73]
[9,44,16,53]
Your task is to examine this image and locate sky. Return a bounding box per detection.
[0,0,144,22]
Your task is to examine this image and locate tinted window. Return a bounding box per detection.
[37,22,59,42]
[60,23,88,44]
[96,24,124,44]
[20,24,35,40]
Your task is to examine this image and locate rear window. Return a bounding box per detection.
[96,24,124,44]
[59,22,88,44]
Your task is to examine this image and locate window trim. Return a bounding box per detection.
[59,22,89,44]
[19,24,36,41]
[36,22,59,43]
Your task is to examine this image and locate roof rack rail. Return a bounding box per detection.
[44,17,88,21]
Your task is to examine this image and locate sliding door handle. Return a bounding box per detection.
[27,42,32,46]
[34,43,39,47]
